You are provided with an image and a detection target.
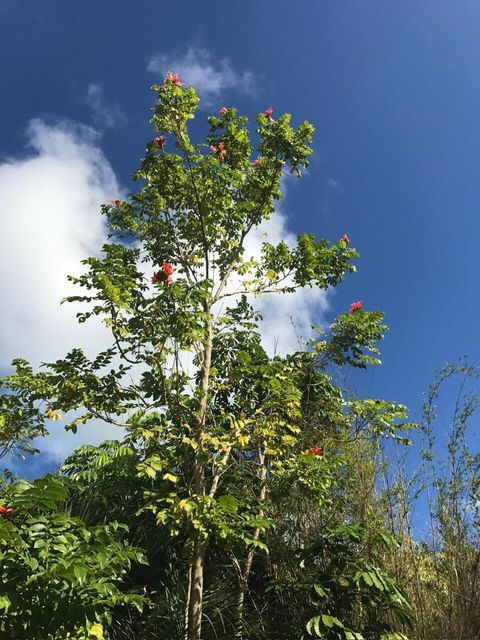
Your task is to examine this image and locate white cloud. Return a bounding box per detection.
[85,84,125,129]
[147,47,255,106]
[0,119,124,461]
[0,119,120,368]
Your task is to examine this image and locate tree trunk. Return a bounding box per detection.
[234,450,267,639]
[235,576,248,640]
[183,566,192,640]
[186,309,213,640]
[187,536,206,640]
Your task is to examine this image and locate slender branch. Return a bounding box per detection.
[164,208,197,283]
[178,128,210,279]
[110,304,139,365]
[208,447,233,499]
[213,165,282,303]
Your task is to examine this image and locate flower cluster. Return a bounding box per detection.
[110,199,122,206]
[166,71,185,87]
[151,262,175,287]
[251,158,261,168]
[219,106,228,116]
[264,107,275,124]
[153,135,166,149]
[0,505,12,517]
[309,446,322,456]
[339,234,350,245]
[210,141,227,163]
[349,300,363,314]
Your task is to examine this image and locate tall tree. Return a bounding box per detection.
[0,74,411,639]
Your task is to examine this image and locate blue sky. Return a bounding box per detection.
[1,1,480,487]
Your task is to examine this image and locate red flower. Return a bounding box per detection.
[0,505,12,516]
[219,107,228,116]
[166,71,185,87]
[153,135,166,149]
[309,446,322,456]
[340,234,350,245]
[263,107,276,124]
[210,141,227,163]
[110,199,121,206]
[151,262,176,286]
[251,158,260,167]
[349,301,363,314]
[162,262,175,276]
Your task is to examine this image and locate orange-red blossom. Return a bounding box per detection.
[166,71,185,87]
[210,141,227,163]
[349,301,363,314]
[151,262,175,287]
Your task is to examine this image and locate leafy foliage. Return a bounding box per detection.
[0,474,145,639]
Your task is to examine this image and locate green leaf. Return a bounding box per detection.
[313,584,327,598]
[321,614,344,628]
[33,539,46,549]
[73,563,88,584]
[306,615,322,636]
